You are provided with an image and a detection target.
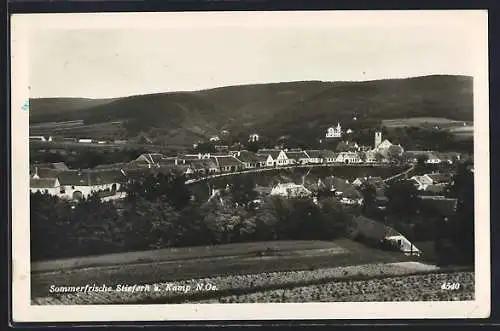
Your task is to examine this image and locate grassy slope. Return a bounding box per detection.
[31,239,415,298]
[29,75,473,144]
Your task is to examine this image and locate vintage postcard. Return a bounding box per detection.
[11,10,490,322]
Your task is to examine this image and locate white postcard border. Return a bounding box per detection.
[11,10,490,322]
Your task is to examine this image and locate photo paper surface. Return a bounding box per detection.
[11,10,490,322]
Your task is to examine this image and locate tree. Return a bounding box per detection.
[385,180,421,217]
[387,145,403,163]
[228,175,258,208]
[445,161,475,265]
[360,183,376,213]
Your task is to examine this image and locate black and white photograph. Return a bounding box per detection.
[11,10,490,322]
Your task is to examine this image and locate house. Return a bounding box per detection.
[248,133,260,142]
[322,150,337,163]
[304,150,323,164]
[335,152,362,164]
[426,172,453,185]
[258,149,288,167]
[214,145,229,153]
[346,128,354,134]
[352,176,383,187]
[321,176,362,200]
[231,150,263,169]
[285,150,309,165]
[336,141,360,152]
[350,216,421,256]
[425,153,442,164]
[57,170,125,200]
[185,158,219,175]
[30,177,61,195]
[213,155,245,173]
[270,183,312,198]
[31,162,69,172]
[326,123,342,138]
[209,136,220,142]
[364,150,378,163]
[129,153,165,168]
[410,175,434,190]
[384,235,422,256]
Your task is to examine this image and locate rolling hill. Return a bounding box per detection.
[29,75,473,145]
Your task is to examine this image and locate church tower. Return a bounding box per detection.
[374,131,382,149]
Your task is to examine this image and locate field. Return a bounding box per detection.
[32,260,473,304]
[31,239,417,300]
[382,117,470,128]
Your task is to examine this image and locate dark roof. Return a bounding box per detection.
[31,162,69,171]
[427,173,452,183]
[58,170,125,186]
[286,151,309,160]
[233,151,261,163]
[214,156,244,168]
[258,149,282,159]
[419,196,458,216]
[352,216,400,240]
[94,162,128,170]
[30,178,59,188]
[322,177,362,199]
[321,150,337,158]
[305,150,322,158]
[30,167,60,179]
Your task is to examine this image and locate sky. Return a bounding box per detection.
[26,11,485,99]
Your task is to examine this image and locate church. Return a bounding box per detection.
[325,123,343,139]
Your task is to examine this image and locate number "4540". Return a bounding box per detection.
[441,282,461,290]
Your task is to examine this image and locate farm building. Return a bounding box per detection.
[350,216,421,256]
[30,178,61,196]
[270,183,312,198]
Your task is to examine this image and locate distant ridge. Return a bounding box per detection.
[29,75,473,145]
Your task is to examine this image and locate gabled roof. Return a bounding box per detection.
[214,156,244,168]
[58,170,125,186]
[285,151,309,160]
[30,167,60,179]
[31,162,69,171]
[257,149,282,159]
[305,150,323,158]
[427,172,452,183]
[352,216,401,241]
[30,178,59,188]
[321,150,337,158]
[233,150,262,163]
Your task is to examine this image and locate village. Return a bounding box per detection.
[29,124,462,203]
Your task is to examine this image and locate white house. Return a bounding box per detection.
[57,170,125,200]
[248,133,260,142]
[78,138,93,144]
[30,177,61,195]
[425,153,442,164]
[411,175,434,190]
[322,150,337,163]
[209,136,220,142]
[304,150,323,164]
[270,183,312,198]
[326,123,342,138]
[335,152,362,164]
[385,235,421,256]
[259,149,288,167]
